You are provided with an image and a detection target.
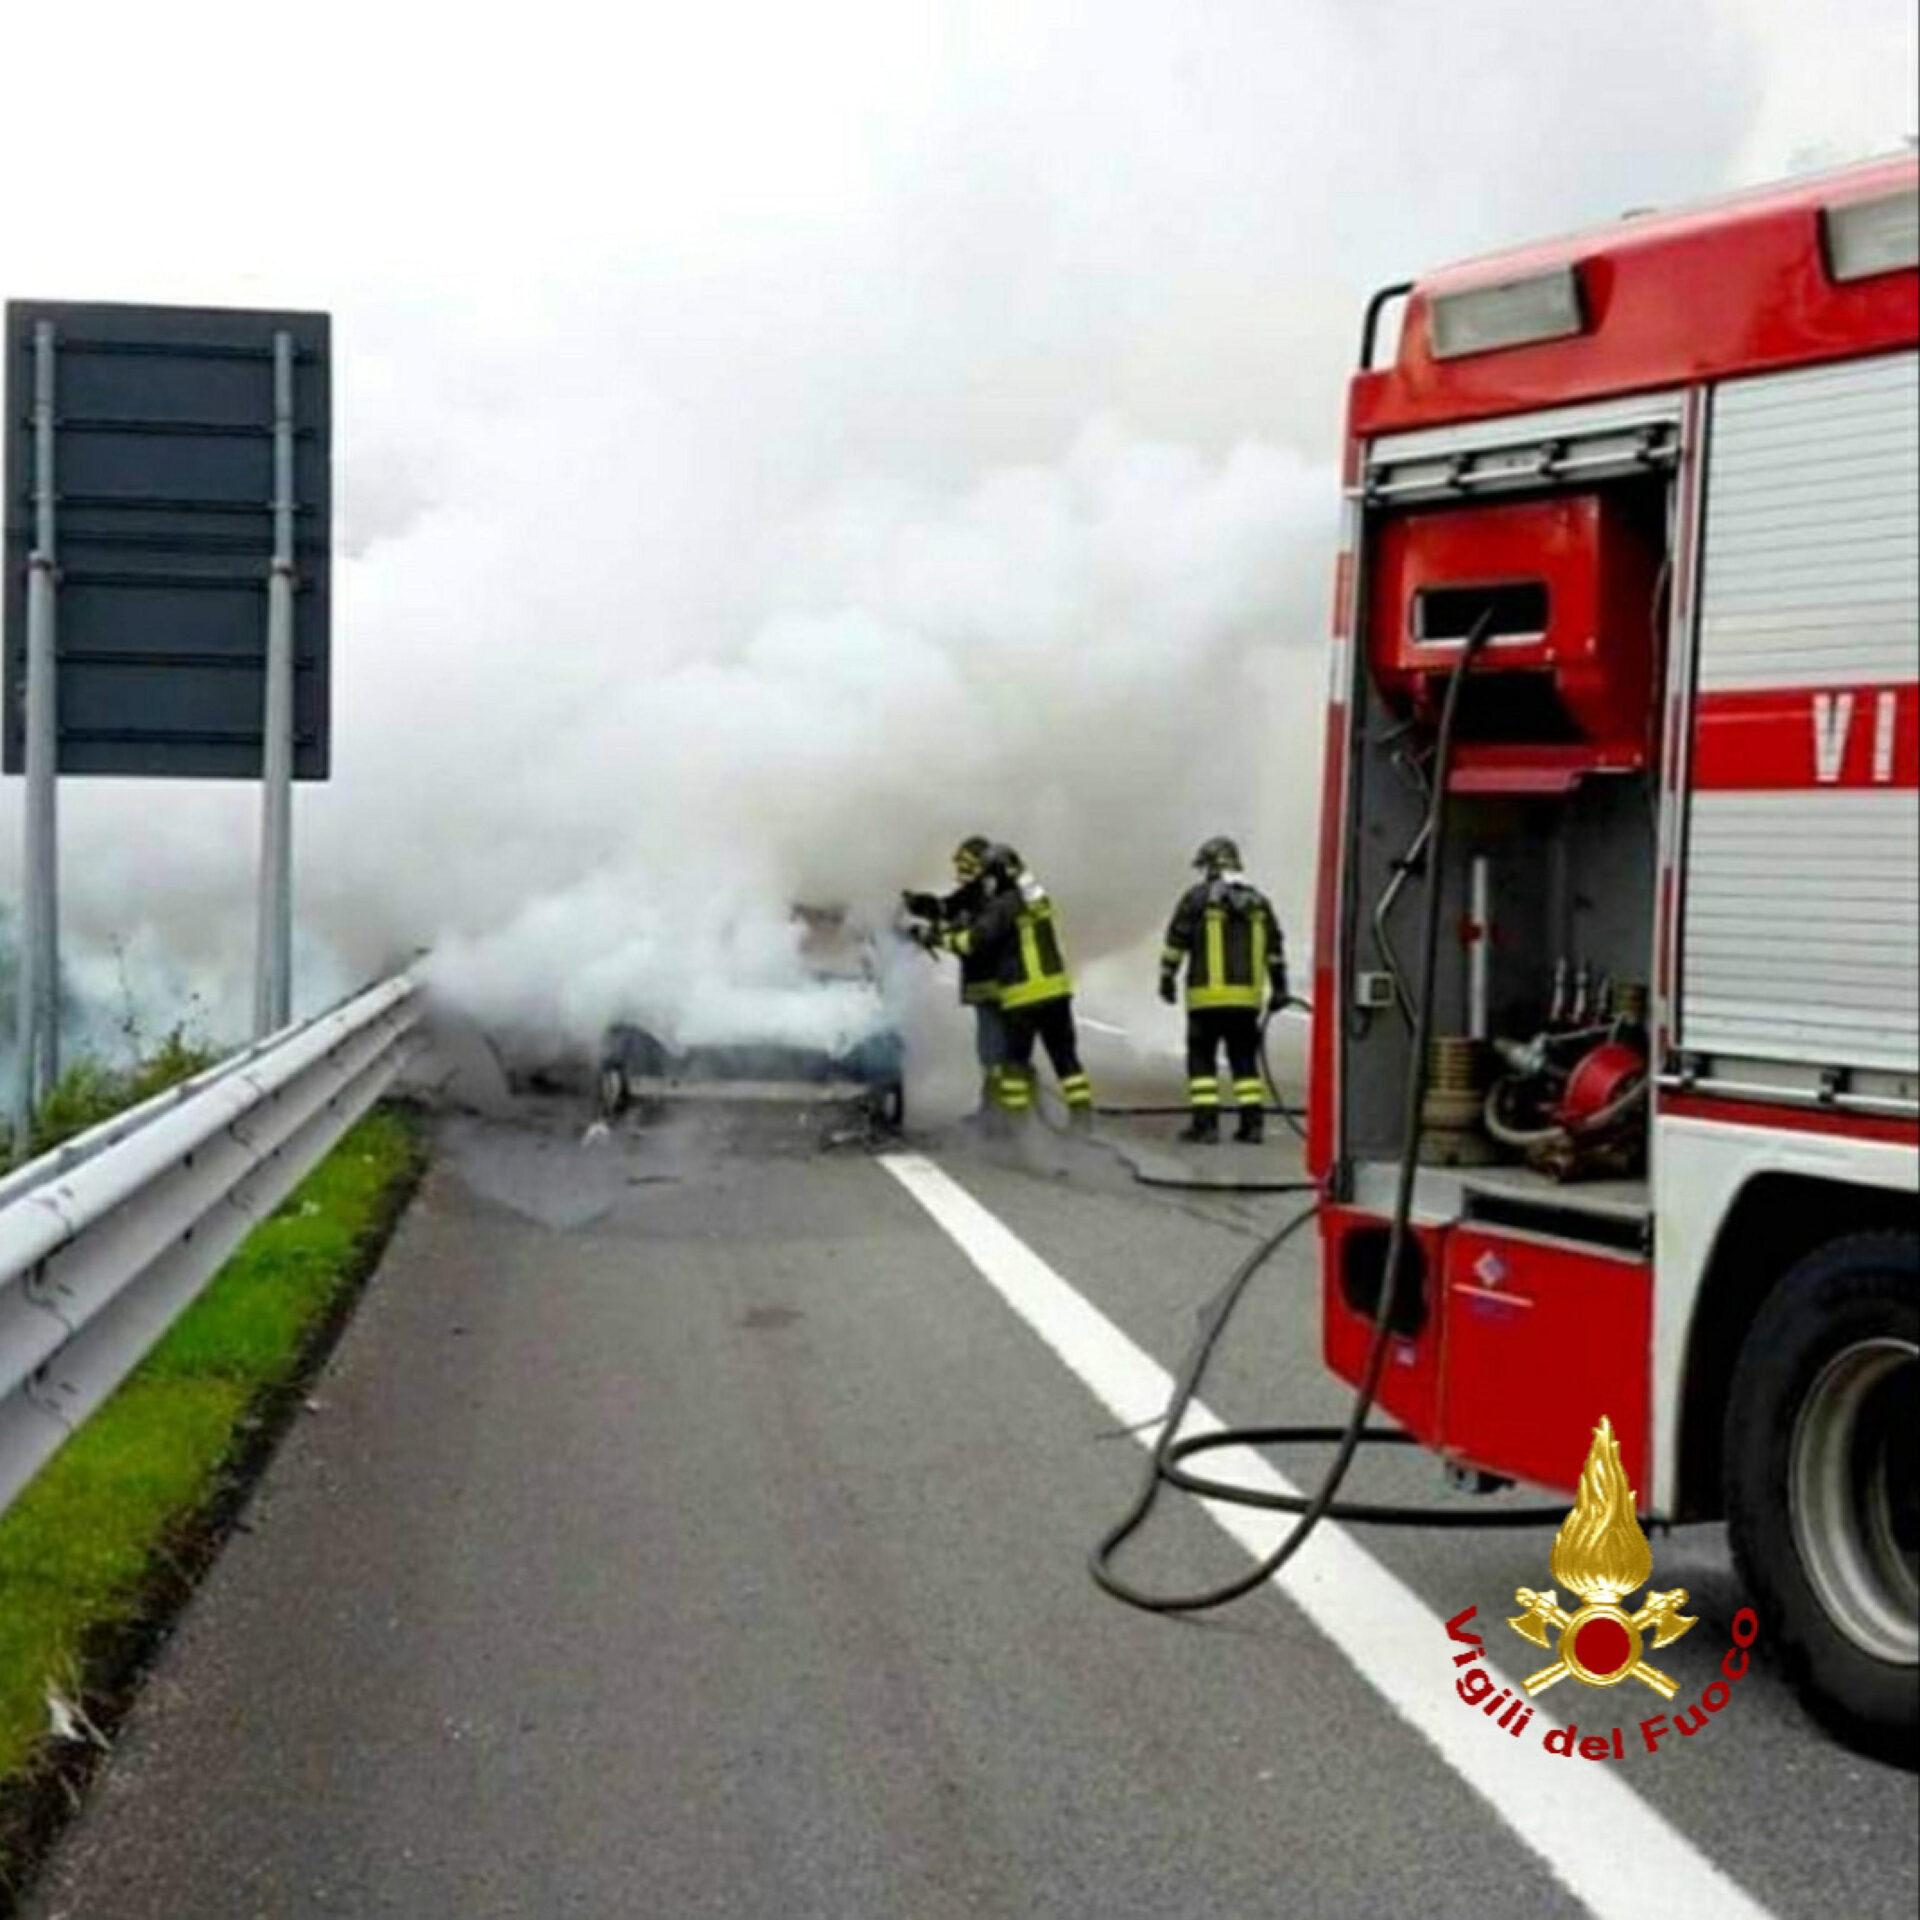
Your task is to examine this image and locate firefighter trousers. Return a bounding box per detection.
[1186,1006,1263,1111]
[999,996,1092,1112]
[971,1000,1009,1070]
[971,1000,1009,1111]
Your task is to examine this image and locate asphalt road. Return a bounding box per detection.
[26,1102,1919,1919]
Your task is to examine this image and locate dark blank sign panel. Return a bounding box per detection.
[4,301,330,779]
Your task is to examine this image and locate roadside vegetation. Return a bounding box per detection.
[0,1092,425,1894]
[6,1028,216,1163]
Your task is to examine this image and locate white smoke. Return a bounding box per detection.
[6,0,1905,1077]
[405,417,1332,1064]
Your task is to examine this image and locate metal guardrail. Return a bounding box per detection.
[0,974,422,1520]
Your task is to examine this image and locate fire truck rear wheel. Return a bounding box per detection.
[1724,1230,1918,1760]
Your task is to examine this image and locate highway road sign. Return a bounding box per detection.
[3,300,331,780]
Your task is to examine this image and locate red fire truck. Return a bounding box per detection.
[1310,153,1917,1744]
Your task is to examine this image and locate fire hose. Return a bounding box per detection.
[1091,609,1565,1617]
[1483,1061,1649,1153]
[1065,999,1309,1136]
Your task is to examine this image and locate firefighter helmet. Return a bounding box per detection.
[980,841,1023,882]
[952,834,992,879]
[1193,835,1242,874]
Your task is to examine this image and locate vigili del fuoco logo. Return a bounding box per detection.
[1508,1413,1696,1696]
[1445,1417,1761,1758]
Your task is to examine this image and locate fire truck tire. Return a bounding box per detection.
[1724,1230,1918,1761]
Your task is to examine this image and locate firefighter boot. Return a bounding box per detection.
[1177,1109,1220,1145]
[994,1066,1037,1134]
[1235,1107,1265,1145]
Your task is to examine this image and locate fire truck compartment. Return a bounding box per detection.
[1320,1206,1447,1443]
[1437,1226,1652,1494]
[1320,1203,1654,1496]
[1348,1157,1650,1254]
[1339,773,1660,1170]
[1678,349,1920,1090]
[1368,488,1663,773]
[1327,391,1681,1493]
[1339,408,1674,1195]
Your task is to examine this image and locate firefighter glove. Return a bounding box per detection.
[1158,973,1178,1006]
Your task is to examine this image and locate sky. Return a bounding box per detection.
[1,0,1915,1068]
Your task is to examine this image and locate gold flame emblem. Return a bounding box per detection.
[1507,1416,1696,1697]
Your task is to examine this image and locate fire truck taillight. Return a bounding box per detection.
[1822,184,1920,283]
[1428,266,1586,360]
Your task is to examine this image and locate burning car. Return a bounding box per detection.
[595,906,906,1131]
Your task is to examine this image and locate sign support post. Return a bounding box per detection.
[5,299,331,1137]
[253,330,295,1037]
[12,321,59,1154]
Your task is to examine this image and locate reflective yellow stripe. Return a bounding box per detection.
[1003,972,1072,1009]
[1187,904,1256,1007]
[1160,945,1184,968]
[1060,1073,1093,1108]
[1232,1078,1265,1104]
[1188,981,1262,1009]
[1001,904,1073,1008]
[1250,912,1268,982]
[1019,917,1043,987]
[1188,1079,1220,1107]
[1002,977,1070,1009]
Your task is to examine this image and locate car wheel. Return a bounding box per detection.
[1724,1230,1918,1760]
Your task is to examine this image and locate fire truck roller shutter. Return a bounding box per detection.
[1680,350,1919,1085]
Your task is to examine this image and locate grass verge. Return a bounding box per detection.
[0,1105,427,1903]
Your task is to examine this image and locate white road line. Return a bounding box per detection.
[880,1151,1772,1920]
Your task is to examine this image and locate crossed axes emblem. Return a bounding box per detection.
[1508,1586,1697,1699]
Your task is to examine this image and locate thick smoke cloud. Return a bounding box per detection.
[4,0,1907,1072]
[414,418,1331,1060]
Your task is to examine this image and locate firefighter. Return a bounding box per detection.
[941,844,1094,1127]
[1160,836,1288,1144]
[902,835,1005,1112]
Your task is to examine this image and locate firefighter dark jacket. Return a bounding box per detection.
[943,878,1074,1010]
[1162,876,1286,1010]
[938,878,1003,1005]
